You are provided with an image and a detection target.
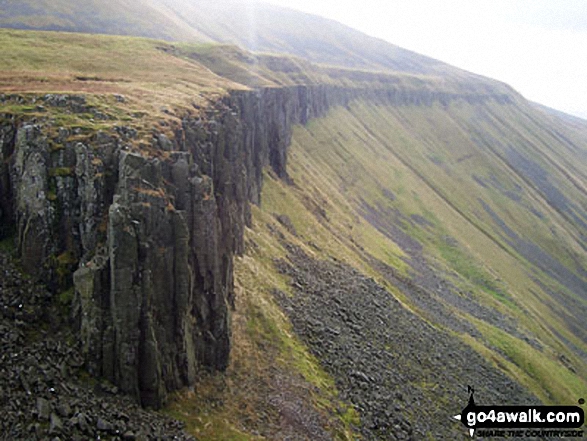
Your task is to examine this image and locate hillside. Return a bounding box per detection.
[0,0,477,77]
[0,0,212,41]
[0,14,586,441]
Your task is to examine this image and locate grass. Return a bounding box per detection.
[165,392,264,441]
[2,24,586,435]
[473,320,587,405]
[164,207,358,440]
[0,28,238,119]
[0,0,515,88]
[48,166,74,177]
[433,234,517,309]
[0,28,510,124]
[259,98,587,408]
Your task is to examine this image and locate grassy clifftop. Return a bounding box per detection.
[0,29,240,113]
[0,28,516,145]
[1,26,586,439]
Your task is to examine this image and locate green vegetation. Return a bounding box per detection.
[0,0,487,79]
[0,0,210,47]
[0,28,510,122]
[58,287,74,306]
[255,99,587,407]
[475,320,587,405]
[165,209,358,439]
[49,166,74,177]
[1,22,586,438]
[0,28,237,117]
[433,234,515,308]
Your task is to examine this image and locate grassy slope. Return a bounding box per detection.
[0,29,497,115]
[0,0,212,41]
[258,99,587,406]
[0,29,241,109]
[2,28,587,438]
[0,28,511,156]
[151,0,461,75]
[1,0,477,78]
[0,29,248,152]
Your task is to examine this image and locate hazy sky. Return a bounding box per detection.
[263,0,587,119]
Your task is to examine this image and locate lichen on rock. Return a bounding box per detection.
[0,85,514,407]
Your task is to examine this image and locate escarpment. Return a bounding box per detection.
[0,83,516,407]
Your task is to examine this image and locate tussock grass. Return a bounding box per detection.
[470,320,587,405]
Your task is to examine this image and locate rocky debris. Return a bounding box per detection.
[0,93,118,120]
[358,199,543,350]
[0,249,196,441]
[114,125,138,139]
[43,94,88,112]
[0,85,352,407]
[274,244,542,440]
[0,85,522,409]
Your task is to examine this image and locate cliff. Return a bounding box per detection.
[0,84,517,408]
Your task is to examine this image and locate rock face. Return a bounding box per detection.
[0,86,515,407]
[0,248,196,440]
[0,87,333,407]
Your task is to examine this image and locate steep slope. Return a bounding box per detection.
[242,95,587,439]
[0,0,212,41]
[260,98,587,403]
[199,87,587,438]
[1,25,586,440]
[1,0,474,77]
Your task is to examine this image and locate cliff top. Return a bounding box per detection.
[0,29,238,116]
[0,29,519,129]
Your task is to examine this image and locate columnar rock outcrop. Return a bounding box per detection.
[0,85,515,407]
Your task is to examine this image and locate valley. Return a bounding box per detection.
[0,3,586,438]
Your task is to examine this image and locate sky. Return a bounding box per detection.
[263,0,587,119]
